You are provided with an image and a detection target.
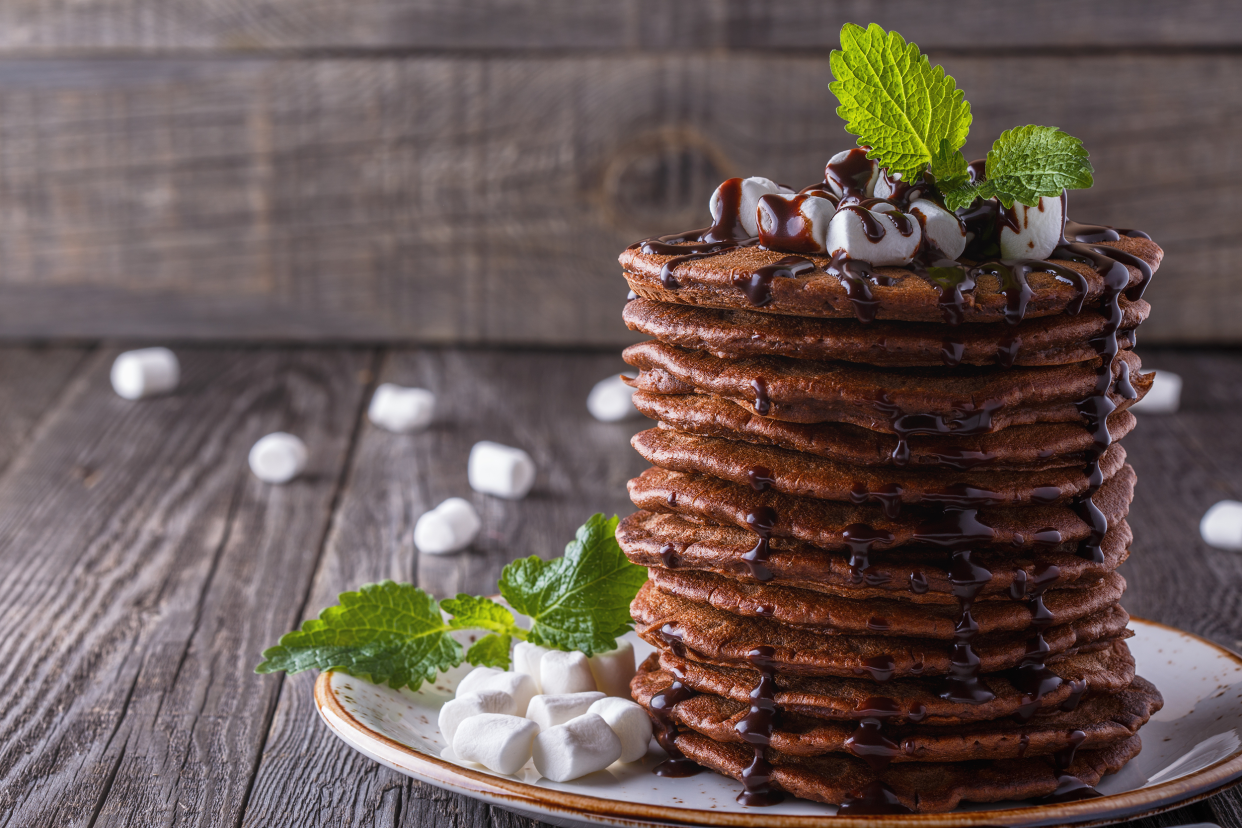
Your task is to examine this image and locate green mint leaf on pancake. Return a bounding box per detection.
[930,138,978,211]
[443,593,522,637]
[499,514,648,656]
[829,23,972,184]
[984,125,1094,208]
[255,580,461,690]
[465,633,514,668]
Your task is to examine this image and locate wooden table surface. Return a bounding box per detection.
[0,343,1238,828]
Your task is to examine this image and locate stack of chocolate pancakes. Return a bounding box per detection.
[618,159,1165,813]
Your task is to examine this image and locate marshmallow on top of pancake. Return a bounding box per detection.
[708,176,793,238]
[1000,194,1063,260]
[826,199,922,265]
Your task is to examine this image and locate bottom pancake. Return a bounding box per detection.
[633,660,1161,764]
[673,729,1142,812]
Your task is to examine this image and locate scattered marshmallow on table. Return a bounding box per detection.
[438,689,516,744]
[368,383,435,433]
[456,667,538,716]
[1201,501,1242,551]
[539,650,597,695]
[453,713,539,776]
[532,713,623,782]
[248,432,308,484]
[414,497,481,555]
[588,697,653,763]
[587,375,639,422]
[526,691,606,731]
[514,641,552,692]
[587,640,636,698]
[111,347,179,400]
[468,441,536,499]
[1131,370,1182,414]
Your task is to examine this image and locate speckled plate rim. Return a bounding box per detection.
[314,617,1242,828]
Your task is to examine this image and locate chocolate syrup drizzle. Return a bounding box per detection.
[648,626,703,778]
[733,646,786,806]
[742,506,778,582]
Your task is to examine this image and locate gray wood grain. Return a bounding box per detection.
[0,345,373,827]
[0,1,1235,51]
[0,345,90,470]
[0,54,1233,344]
[240,348,649,828]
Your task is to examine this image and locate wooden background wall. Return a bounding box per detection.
[0,1,1235,345]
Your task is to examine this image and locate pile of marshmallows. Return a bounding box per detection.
[443,640,649,781]
[109,349,642,554]
[725,149,1063,265]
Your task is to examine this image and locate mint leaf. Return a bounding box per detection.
[929,138,968,187]
[466,634,513,668]
[443,594,521,637]
[829,23,972,183]
[499,514,647,656]
[984,125,1093,208]
[255,581,461,690]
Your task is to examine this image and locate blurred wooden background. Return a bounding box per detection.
[0,0,1235,345]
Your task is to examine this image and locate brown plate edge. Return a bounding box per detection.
[312,617,1242,828]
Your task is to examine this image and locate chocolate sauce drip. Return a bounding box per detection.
[1009,562,1066,721]
[996,331,1022,368]
[850,483,904,519]
[940,337,965,367]
[843,523,895,585]
[911,508,997,549]
[798,181,840,204]
[930,483,1006,509]
[1038,773,1104,803]
[1115,360,1137,400]
[734,255,815,307]
[747,465,775,492]
[875,168,936,209]
[925,448,998,470]
[826,149,876,201]
[970,259,1085,326]
[756,195,827,254]
[734,646,785,806]
[1018,733,1031,758]
[873,392,1003,467]
[648,649,703,777]
[913,262,978,325]
[826,250,894,323]
[751,377,771,415]
[939,547,996,703]
[658,543,678,569]
[742,506,778,582]
[855,655,897,682]
[1053,730,1088,769]
[1061,679,1088,712]
[838,780,914,815]
[858,199,916,236]
[909,569,930,594]
[703,177,749,243]
[867,616,891,632]
[845,697,902,773]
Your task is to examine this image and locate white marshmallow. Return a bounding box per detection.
[453,713,539,776]
[526,691,606,731]
[468,441,536,500]
[1200,501,1242,551]
[825,149,879,199]
[438,690,516,744]
[587,641,637,699]
[532,713,623,782]
[111,347,179,400]
[248,432,308,484]
[755,193,837,253]
[587,374,639,422]
[1131,370,1182,415]
[999,194,1064,260]
[709,177,791,239]
[539,650,598,695]
[414,497,481,555]
[826,202,922,266]
[909,198,968,261]
[514,641,552,693]
[587,697,653,763]
[457,668,538,716]
[872,169,898,200]
[368,383,435,433]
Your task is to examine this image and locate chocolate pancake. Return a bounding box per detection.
[628,465,1134,553]
[649,568,1126,638]
[620,511,1131,600]
[625,340,1150,428]
[624,296,1149,367]
[670,729,1142,812]
[632,427,1126,507]
[632,582,1132,679]
[620,234,1162,326]
[635,391,1138,471]
[633,663,1160,763]
[653,641,1138,725]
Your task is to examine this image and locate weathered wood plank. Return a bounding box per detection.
[0,345,90,470]
[240,348,648,828]
[0,345,374,826]
[0,54,1231,345]
[0,1,1235,52]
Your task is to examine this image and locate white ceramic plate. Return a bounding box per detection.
[314,618,1242,828]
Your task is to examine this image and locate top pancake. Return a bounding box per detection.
[624,297,1148,368]
[620,235,1162,325]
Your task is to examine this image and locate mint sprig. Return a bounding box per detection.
[830,23,1094,210]
[255,514,647,690]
